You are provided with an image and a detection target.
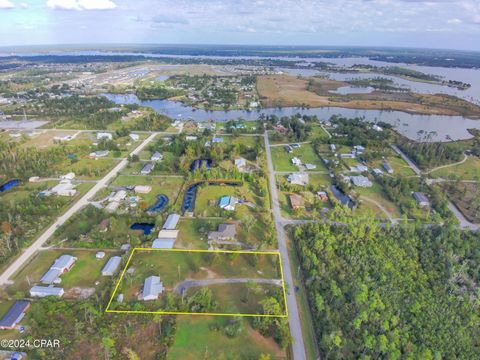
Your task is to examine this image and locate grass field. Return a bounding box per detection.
[6,249,120,297]
[175,218,223,250]
[109,249,284,315]
[354,183,402,219]
[429,156,480,180]
[368,156,417,177]
[271,144,327,172]
[168,316,285,360]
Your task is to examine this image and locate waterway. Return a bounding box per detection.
[103,93,480,142]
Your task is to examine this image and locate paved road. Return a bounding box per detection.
[425,153,468,174]
[173,278,282,295]
[391,145,422,175]
[0,133,157,286]
[264,132,307,360]
[391,144,478,231]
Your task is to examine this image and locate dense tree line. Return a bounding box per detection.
[264,114,315,142]
[291,211,480,359]
[25,297,176,359]
[397,140,464,169]
[26,94,131,128]
[0,140,68,179]
[0,192,71,266]
[328,116,391,147]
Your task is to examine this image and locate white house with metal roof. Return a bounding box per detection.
[142,276,164,301]
[101,256,122,276]
[163,214,180,230]
[30,286,64,298]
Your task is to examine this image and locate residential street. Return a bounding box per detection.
[391,144,479,231]
[0,133,158,286]
[264,132,307,360]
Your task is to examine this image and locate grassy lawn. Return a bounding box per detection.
[110,250,282,314]
[429,156,480,180]
[64,158,119,180]
[110,174,185,210]
[19,130,81,149]
[5,249,120,297]
[368,156,417,177]
[207,283,283,315]
[354,182,402,219]
[168,316,285,360]
[175,218,223,250]
[271,144,327,172]
[271,146,297,172]
[439,182,480,223]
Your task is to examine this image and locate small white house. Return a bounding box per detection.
[30,286,64,298]
[151,152,163,162]
[234,157,247,170]
[292,157,302,166]
[287,173,309,186]
[134,185,152,194]
[142,276,164,301]
[351,175,373,188]
[129,133,140,141]
[97,132,112,141]
[102,256,122,276]
[219,196,238,211]
[51,182,77,197]
[60,172,75,181]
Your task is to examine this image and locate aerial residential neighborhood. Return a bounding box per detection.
[1,1,480,359]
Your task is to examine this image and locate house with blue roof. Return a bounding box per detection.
[219,196,238,211]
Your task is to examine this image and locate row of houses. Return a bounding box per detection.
[152,214,181,249]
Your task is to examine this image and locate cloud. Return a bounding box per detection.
[152,14,189,24]
[447,18,462,24]
[0,0,15,9]
[46,0,117,11]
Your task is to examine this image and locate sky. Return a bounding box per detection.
[0,0,479,51]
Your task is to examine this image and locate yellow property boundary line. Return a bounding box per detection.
[105,248,289,318]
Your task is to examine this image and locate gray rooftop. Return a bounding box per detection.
[163,214,180,230]
[30,286,64,297]
[152,238,175,249]
[40,268,62,284]
[51,255,76,271]
[101,256,122,276]
[143,276,164,300]
[0,300,30,328]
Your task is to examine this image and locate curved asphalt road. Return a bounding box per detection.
[0,133,158,286]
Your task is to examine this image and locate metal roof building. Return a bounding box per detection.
[40,268,62,285]
[101,256,122,276]
[51,255,77,272]
[30,286,64,298]
[142,276,164,301]
[163,214,180,230]
[152,238,175,249]
[0,300,30,329]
